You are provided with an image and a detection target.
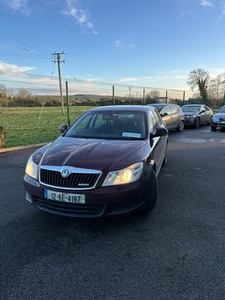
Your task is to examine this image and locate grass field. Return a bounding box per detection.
[0,106,94,148]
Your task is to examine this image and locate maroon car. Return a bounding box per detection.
[24,105,168,218]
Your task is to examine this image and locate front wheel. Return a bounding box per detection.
[195,117,200,128]
[211,125,217,131]
[142,170,158,213]
[177,120,184,132]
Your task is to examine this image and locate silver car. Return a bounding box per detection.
[211,105,225,130]
[148,103,185,132]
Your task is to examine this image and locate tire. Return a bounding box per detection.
[177,120,184,132]
[211,125,217,131]
[195,117,200,128]
[162,143,168,166]
[162,154,167,166]
[142,170,158,213]
[207,117,212,125]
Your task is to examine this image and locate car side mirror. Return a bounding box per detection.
[150,127,168,146]
[59,124,68,133]
[152,127,168,138]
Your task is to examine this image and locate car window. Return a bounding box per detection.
[149,104,164,112]
[171,105,179,114]
[73,114,93,132]
[182,106,200,113]
[161,105,171,115]
[64,111,146,140]
[149,109,163,133]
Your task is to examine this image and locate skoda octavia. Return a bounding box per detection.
[24,105,168,218]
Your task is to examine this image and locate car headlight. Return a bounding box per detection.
[212,116,219,122]
[25,155,38,180]
[186,115,196,121]
[103,162,143,186]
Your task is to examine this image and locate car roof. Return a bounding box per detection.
[149,103,178,106]
[87,105,153,113]
[182,104,203,106]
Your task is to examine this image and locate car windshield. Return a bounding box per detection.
[219,106,225,113]
[149,104,165,112]
[182,106,200,113]
[64,110,146,140]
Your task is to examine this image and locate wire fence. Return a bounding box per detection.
[0,72,194,149]
[0,71,192,103]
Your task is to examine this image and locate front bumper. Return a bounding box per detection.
[184,116,196,126]
[211,119,225,128]
[24,174,148,218]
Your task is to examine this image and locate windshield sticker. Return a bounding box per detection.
[122,132,141,138]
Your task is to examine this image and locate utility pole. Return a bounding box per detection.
[52,51,65,115]
[112,85,115,105]
[143,88,145,105]
[129,87,132,104]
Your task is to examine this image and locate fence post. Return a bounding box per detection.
[112,85,115,105]
[0,127,6,148]
[183,91,186,105]
[143,88,145,105]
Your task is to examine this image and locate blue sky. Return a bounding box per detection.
[0,0,225,95]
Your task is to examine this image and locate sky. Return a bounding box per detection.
[0,0,225,97]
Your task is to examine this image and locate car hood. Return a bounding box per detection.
[213,113,225,118]
[36,137,148,171]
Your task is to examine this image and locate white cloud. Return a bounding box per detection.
[199,0,214,8]
[118,77,138,83]
[115,40,135,48]
[115,40,123,47]
[0,0,30,15]
[0,61,33,76]
[216,4,225,24]
[62,0,97,34]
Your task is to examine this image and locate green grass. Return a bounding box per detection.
[0,106,94,148]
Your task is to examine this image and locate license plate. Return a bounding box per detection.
[220,121,225,124]
[44,189,85,204]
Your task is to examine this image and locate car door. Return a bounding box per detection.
[160,105,173,129]
[149,109,168,176]
[199,105,208,123]
[203,105,212,123]
[170,104,182,128]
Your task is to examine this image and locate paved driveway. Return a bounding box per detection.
[1,126,225,299]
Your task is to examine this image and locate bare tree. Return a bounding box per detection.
[187,69,210,102]
[0,84,7,98]
[150,90,160,99]
[208,73,225,106]
[17,88,31,99]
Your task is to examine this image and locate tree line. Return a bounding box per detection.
[187,68,225,107]
[1,69,225,108]
[0,85,165,107]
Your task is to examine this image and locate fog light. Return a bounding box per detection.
[26,192,32,203]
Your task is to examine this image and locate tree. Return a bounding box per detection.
[17,88,31,99]
[0,84,7,98]
[187,69,210,102]
[208,73,225,107]
[150,90,160,99]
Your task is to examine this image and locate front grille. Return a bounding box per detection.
[40,168,101,190]
[34,197,105,217]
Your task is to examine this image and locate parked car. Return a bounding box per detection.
[24,105,169,218]
[210,105,225,130]
[148,103,184,132]
[181,104,213,128]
